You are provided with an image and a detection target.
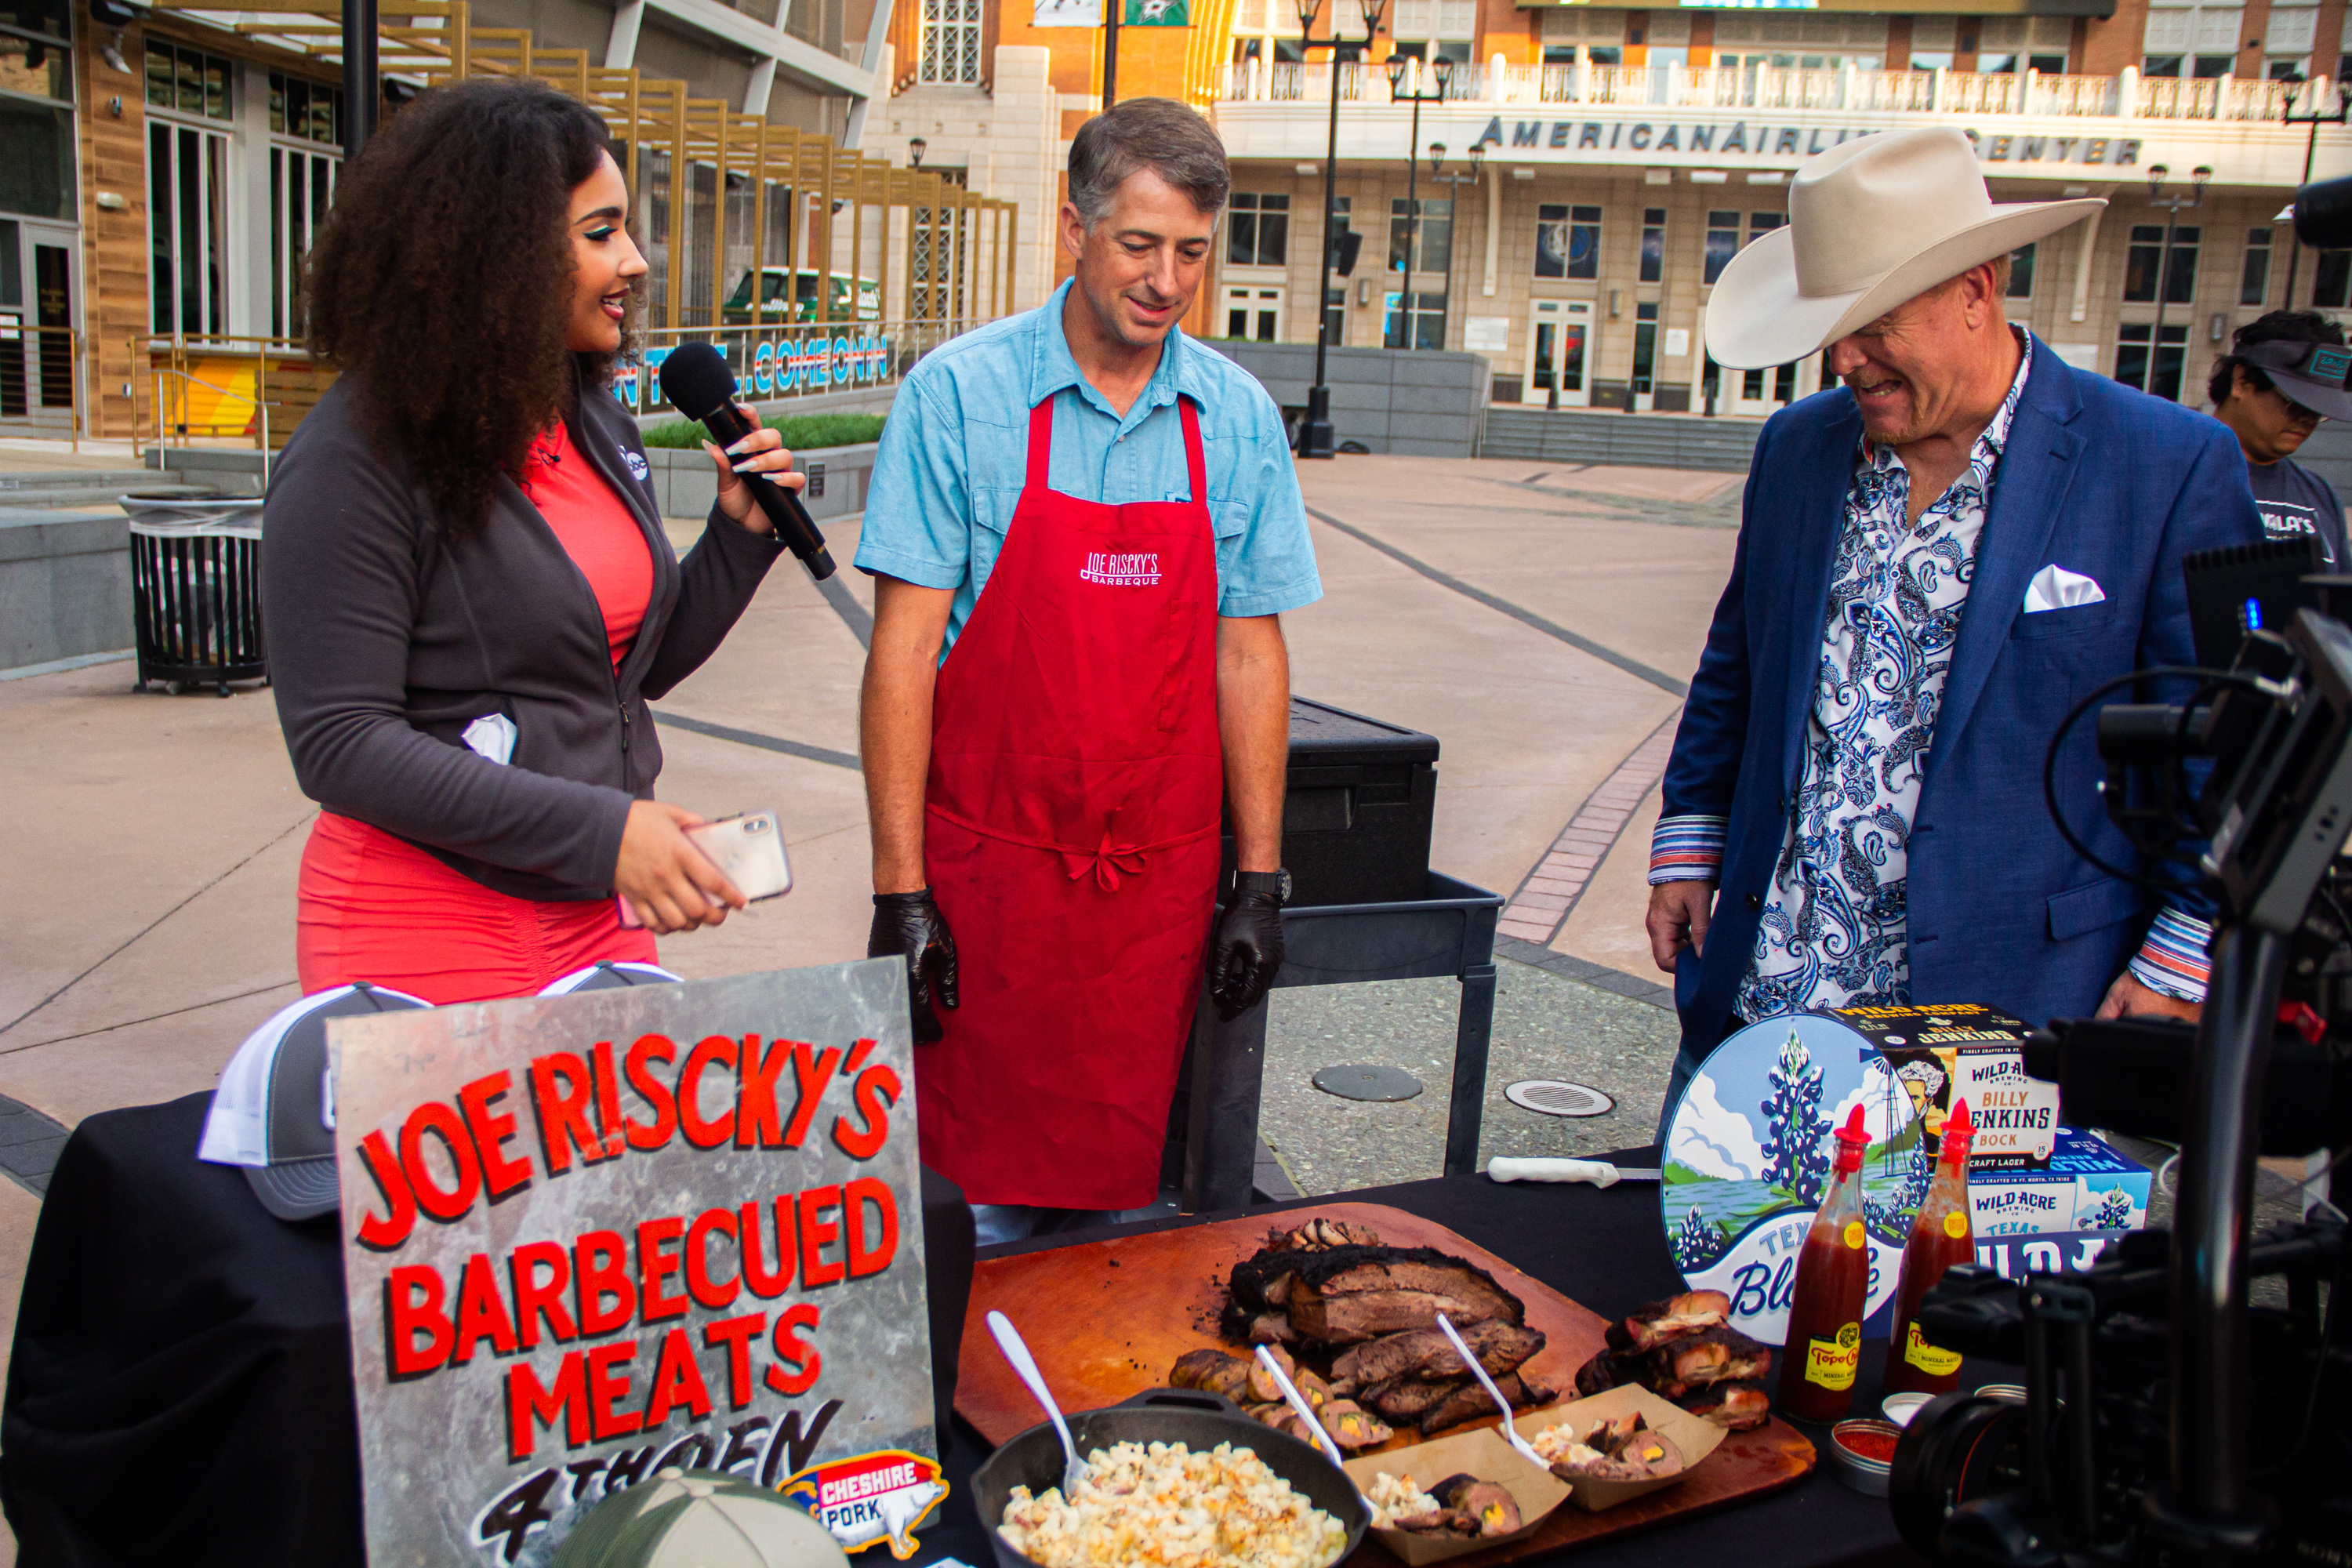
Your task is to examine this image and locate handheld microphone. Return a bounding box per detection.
[657,340,837,581]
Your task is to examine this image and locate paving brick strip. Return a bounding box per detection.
[1499,707,1682,949]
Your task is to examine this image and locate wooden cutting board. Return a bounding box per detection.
[956,1203,1820,1565]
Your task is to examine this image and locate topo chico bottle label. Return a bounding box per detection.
[1902,1320,1964,1376]
[1804,1322,1862,1391]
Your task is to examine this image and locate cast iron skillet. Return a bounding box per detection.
[970,1388,1372,1568]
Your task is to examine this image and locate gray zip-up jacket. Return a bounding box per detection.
[263,364,784,902]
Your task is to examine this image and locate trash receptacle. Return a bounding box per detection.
[122,493,267,696]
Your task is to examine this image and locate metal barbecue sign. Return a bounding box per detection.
[329,960,941,1566]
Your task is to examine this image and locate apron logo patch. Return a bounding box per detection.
[622,447,651,482]
[1080,550,1162,586]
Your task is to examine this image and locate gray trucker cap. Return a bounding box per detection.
[197,982,430,1221]
[2240,338,2352,422]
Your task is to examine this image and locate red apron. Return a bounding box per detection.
[915,390,1224,1209]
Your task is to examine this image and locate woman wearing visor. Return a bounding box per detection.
[2209,310,2352,568]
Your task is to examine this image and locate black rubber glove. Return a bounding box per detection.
[869,890,959,1044]
[1210,889,1285,1022]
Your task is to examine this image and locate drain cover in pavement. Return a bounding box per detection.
[1312,1065,1425,1102]
[1504,1080,1615,1117]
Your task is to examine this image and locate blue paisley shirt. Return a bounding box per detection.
[1650,331,2211,1012]
[1736,336,2034,1015]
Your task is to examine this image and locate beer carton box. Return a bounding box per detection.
[1831,1003,2061,1167]
[1968,1127,2152,1238]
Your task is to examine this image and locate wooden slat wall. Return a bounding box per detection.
[78,24,155,440]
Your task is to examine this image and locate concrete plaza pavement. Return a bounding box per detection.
[0,450,1739,1559]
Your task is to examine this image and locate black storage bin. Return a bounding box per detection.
[1223,698,1438,907]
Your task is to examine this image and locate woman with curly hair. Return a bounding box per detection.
[263,78,803,1002]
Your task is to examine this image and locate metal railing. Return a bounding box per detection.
[0,322,87,451]
[133,335,309,465]
[1218,60,2334,122]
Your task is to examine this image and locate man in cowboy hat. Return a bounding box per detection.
[2208,310,2352,568]
[1643,126,2263,1107]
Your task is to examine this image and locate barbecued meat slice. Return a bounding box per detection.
[1605,1290,1733,1352]
[1417,1371,1555,1436]
[1243,1313,1297,1345]
[1329,1322,1547,1388]
[1221,1220,1389,1334]
[1319,1399,1392,1450]
[1573,1348,1637,1398]
[1675,1379,1772,1431]
[1391,1509,1479,1537]
[1276,1218,1384,1253]
[1170,1348,1254,1403]
[1359,1373,1462,1424]
[1247,1344,1299,1404]
[1430,1475,1523,1537]
[1648,1326,1772,1397]
[1282,1249,1526,1345]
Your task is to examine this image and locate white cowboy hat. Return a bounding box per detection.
[1704,127,2106,370]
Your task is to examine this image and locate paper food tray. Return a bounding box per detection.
[1519,1384,1728,1512]
[1341,1427,1572,1566]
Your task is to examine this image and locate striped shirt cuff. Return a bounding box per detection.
[2129,906,2213,1004]
[1650,815,1727,884]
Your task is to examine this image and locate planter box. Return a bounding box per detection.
[637,441,879,525]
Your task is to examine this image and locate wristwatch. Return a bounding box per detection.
[1233,869,1293,906]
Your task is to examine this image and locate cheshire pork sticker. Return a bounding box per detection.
[1658,1014,1927,1346]
[782,1450,946,1557]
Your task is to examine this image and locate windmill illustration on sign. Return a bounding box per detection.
[1658,1014,1927,1345]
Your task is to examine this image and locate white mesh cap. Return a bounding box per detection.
[539,961,684,995]
[198,982,430,1221]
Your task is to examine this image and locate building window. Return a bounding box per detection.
[1383,290,1448,350]
[1389,0,1476,59]
[149,120,229,334]
[1640,208,1665,285]
[1389,196,1450,281]
[1535,203,1599,281]
[269,73,343,145]
[2241,227,2273,306]
[1704,209,1739,286]
[2116,321,2189,400]
[2314,249,2352,309]
[919,0,982,84]
[145,39,233,121]
[1228,192,1289,267]
[1632,300,1659,395]
[2123,223,2198,303]
[1749,211,1784,241]
[269,147,337,339]
[2007,243,2035,299]
[1324,286,1345,349]
[0,0,72,105]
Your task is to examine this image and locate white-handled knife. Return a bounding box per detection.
[1486,1156,1662,1187]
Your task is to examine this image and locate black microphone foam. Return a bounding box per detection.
[657,340,836,580]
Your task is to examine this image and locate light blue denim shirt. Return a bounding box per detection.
[856,278,1322,655]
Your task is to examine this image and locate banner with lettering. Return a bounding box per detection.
[330,960,939,1566]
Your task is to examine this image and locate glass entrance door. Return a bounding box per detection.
[0,220,78,432]
[1523,299,1592,407]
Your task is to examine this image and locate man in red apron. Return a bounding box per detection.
[855,99,1321,1242]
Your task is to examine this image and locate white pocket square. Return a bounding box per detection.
[2024,564,2107,614]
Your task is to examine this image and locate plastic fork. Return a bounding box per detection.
[1254,1344,1350,1471]
[988,1309,1086,1499]
[1436,1312,1548,1468]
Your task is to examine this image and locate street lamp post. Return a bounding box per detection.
[2146,162,2210,403]
[2281,78,2350,307]
[1384,55,1449,350]
[1297,0,1388,459]
[1426,138,1486,352]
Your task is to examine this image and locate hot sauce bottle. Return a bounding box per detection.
[1775,1104,1875,1424]
[1882,1098,1976,1397]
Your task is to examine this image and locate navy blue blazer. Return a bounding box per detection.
[1661,335,2263,1062]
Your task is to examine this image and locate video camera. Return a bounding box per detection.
[1883,364,2352,1558]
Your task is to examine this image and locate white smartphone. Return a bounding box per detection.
[618,808,792,927]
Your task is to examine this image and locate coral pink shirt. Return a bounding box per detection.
[521,417,653,669]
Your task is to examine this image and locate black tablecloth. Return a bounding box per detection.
[4,1102,1949,1566]
[0,1092,976,1567]
[917,1157,1946,1568]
